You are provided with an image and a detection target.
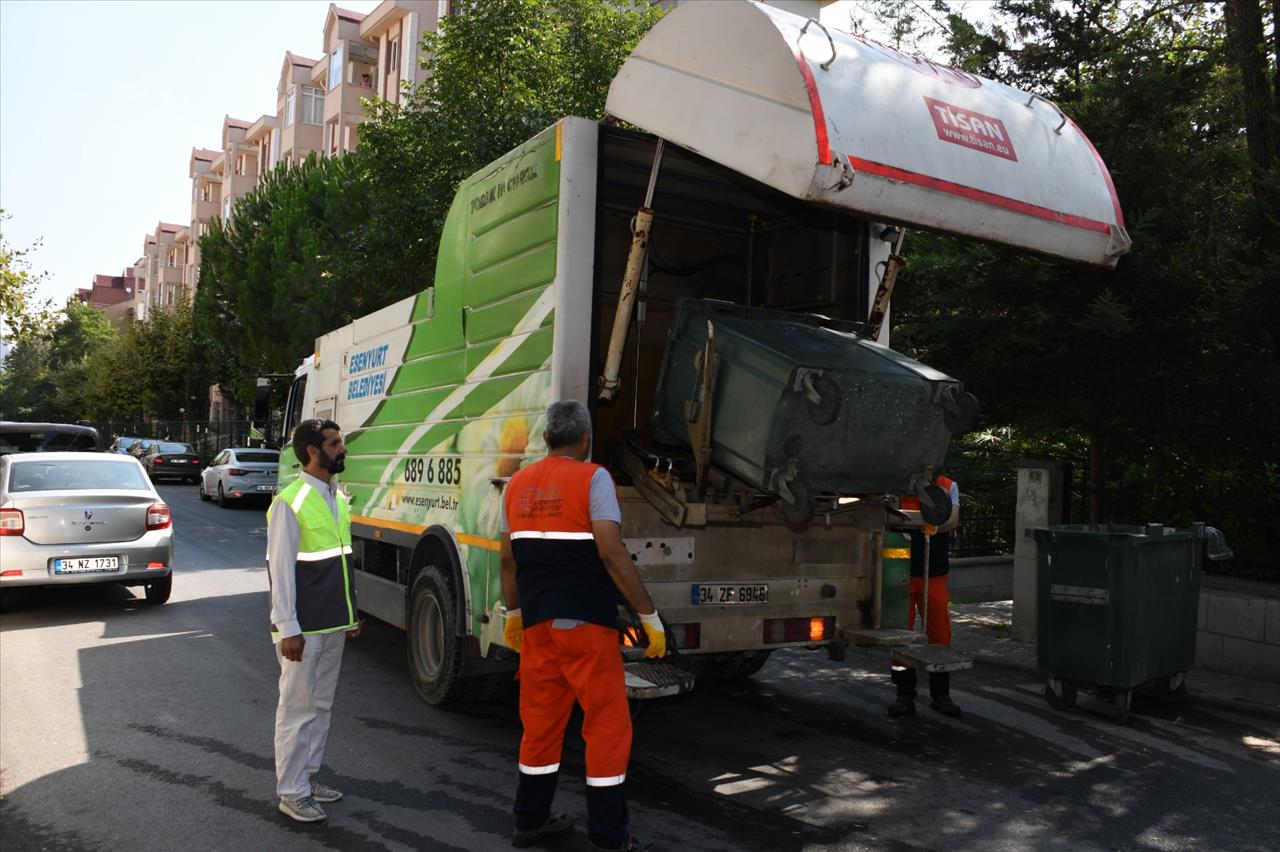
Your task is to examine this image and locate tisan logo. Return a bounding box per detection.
[924,97,1018,162]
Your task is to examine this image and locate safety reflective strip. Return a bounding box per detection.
[296,546,354,562]
[882,548,911,560]
[509,531,595,541]
[585,773,626,787]
[291,482,313,513]
[518,762,560,775]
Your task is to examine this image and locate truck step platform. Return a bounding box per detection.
[841,628,927,647]
[624,660,696,700]
[890,645,975,673]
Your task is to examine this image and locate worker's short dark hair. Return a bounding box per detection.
[293,419,339,465]
[543,400,592,450]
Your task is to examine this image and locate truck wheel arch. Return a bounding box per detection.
[407,525,470,635]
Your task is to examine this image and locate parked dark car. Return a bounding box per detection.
[109,436,146,455]
[0,422,103,455]
[141,442,202,484]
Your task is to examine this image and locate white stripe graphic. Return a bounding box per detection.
[296,545,354,562]
[510,531,595,541]
[362,286,557,514]
[291,481,313,513]
[518,762,561,775]
[585,773,626,787]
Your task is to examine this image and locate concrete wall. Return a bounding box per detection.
[949,556,1014,603]
[1196,576,1280,681]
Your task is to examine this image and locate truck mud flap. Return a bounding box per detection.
[623,660,696,700]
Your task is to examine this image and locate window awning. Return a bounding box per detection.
[606,1,1130,268]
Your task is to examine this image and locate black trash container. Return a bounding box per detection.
[1031,523,1207,721]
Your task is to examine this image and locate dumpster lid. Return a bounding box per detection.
[606,1,1130,268]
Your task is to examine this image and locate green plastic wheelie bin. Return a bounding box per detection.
[1031,523,1208,721]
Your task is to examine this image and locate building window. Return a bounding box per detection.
[222,196,232,220]
[301,86,323,125]
[198,222,209,237]
[388,37,400,78]
[200,181,213,202]
[285,88,296,127]
[167,248,177,268]
[328,43,344,91]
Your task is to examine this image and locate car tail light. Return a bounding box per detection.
[228,468,248,476]
[147,562,166,569]
[154,457,166,464]
[146,504,171,530]
[0,508,23,536]
[763,616,834,645]
[1,570,22,577]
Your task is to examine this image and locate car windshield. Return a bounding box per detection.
[157,443,195,454]
[8,460,150,492]
[235,452,279,463]
[0,429,99,455]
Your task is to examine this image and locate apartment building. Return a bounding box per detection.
[212,116,259,222]
[188,147,221,292]
[276,51,324,168]
[359,1,447,107]
[140,223,187,310]
[316,5,378,158]
[75,266,146,330]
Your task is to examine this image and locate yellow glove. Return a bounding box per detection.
[638,610,666,659]
[504,609,524,652]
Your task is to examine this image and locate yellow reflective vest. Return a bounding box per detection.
[268,477,357,635]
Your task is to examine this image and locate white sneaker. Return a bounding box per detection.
[309,776,343,803]
[279,795,327,823]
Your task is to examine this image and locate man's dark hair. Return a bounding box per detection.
[293,419,339,465]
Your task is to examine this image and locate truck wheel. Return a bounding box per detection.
[407,564,472,707]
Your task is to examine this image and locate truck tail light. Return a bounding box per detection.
[0,508,23,536]
[668,622,701,650]
[763,616,833,645]
[146,504,171,530]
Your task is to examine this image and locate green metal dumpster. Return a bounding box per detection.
[1031,523,1206,721]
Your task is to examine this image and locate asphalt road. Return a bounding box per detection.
[2,484,1279,851]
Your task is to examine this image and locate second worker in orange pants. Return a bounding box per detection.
[500,400,665,852]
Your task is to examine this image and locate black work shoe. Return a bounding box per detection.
[887,696,916,718]
[587,835,655,851]
[931,695,962,718]
[512,812,574,847]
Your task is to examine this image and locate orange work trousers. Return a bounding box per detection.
[518,621,632,785]
[906,575,952,647]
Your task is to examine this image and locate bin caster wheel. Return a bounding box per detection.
[1113,689,1131,723]
[1156,674,1188,705]
[1043,680,1077,711]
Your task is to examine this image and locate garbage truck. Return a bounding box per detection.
[276,0,1128,706]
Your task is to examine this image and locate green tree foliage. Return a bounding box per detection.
[849,1,1279,571]
[0,210,54,346]
[194,0,663,386]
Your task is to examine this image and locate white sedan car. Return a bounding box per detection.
[0,452,173,604]
[199,447,280,507]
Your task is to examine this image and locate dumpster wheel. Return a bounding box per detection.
[1043,680,1077,711]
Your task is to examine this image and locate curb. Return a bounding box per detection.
[970,651,1280,722]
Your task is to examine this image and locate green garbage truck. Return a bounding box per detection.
[276,0,1129,705]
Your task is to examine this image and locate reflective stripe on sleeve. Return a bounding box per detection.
[518,762,561,775]
[585,773,626,787]
[509,531,595,541]
[296,545,354,562]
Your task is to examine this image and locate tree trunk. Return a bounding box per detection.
[1224,0,1280,183]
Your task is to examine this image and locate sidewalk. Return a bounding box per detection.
[950,600,1280,720]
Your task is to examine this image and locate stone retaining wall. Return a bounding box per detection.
[1197,575,1280,682]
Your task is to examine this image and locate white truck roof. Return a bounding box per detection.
[606,0,1130,268]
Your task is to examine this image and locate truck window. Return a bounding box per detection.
[283,375,308,440]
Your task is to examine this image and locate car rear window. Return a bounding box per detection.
[0,429,99,454]
[156,443,196,454]
[8,460,150,492]
[235,452,279,463]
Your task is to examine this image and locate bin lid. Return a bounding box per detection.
[606,0,1130,268]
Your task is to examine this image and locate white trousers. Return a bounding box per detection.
[274,630,346,799]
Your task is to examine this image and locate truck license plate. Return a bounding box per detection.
[54,557,119,574]
[691,584,769,605]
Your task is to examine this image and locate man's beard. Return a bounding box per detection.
[323,452,346,474]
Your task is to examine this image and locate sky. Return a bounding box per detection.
[0,0,946,316]
[0,0,381,312]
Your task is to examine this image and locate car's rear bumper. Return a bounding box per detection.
[0,531,173,587]
[222,477,277,498]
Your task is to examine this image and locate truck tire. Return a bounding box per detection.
[407,564,475,707]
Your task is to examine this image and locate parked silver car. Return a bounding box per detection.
[200,447,280,507]
[0,452,173,604]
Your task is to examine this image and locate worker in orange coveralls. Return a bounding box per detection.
[889,473,962,719]
[500,400,665,852]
